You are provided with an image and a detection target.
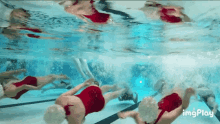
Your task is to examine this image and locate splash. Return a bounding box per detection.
[91,55,134,85]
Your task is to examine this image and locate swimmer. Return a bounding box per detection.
[44,78,130,124]
[118,92,138,104]
[1,8,62,40]
[0,69,69,100]
[61,0,113,24]
[2,24,62,40]
[118,87,195,124]
[140,0,191,23]
[72,58,95,80]
[196,84,219,114]
[41,81,74,93]
[118,83,138,103]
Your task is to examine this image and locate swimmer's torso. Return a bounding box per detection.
[56,95,86,117]
[1,78,25,98]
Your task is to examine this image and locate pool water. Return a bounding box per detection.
[1,1,220,124]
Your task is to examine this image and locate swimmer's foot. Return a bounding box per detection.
[60,81,70,85]
[133,92,138,104]
[213,109,217,115]
[118,92,136,103]
[59,74,69,80]
[213,104,219,115]
[60,81,73,89]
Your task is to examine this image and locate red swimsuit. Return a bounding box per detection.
[19,28,42,33]
[10,76,37,99]
[145,93,182,124]
[73,0,110,24]
[83,8,110,24]
[64,86,105,116]
[64,104,74,116]
[159,8,182,23]
[26,34,40,38]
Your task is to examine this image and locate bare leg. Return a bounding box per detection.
[41,85,57,93]
[100,84,118,94]
[0,69,25,77]
[41,84,67,93]
[73,58,87,79]
[36,74,68,88]
[207,97,218,114]
[79,59,94,79]
[182,88,195,109]
[103,88,127,108]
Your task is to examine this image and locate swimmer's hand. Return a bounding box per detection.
[83,78,95,86]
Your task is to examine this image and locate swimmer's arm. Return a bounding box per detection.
[118,111,145,124]
[0,70,18,77]
[0,69,26,77]
[133,113,145,124]
[118,111,139,118]
[162,106,183,123]
[61,78,94,96]
[61,82,86,96]
[76,15,88,22]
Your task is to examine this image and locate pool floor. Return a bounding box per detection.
[0,88,219,124]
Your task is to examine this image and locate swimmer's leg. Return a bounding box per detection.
[102,88,127,109]
[100,84,119,94]
[79,58,94,79]
[41,85,57,93]
[207,97,219,114]
[72,58,87,79]
[36,74,69,88]
[41,83,68,93]
[0,69,26,78]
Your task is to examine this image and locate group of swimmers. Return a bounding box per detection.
[0,57,219,124]
[0,0,192,40]
[0,0,218,124]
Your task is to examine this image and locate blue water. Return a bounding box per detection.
[1,1,220,124]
